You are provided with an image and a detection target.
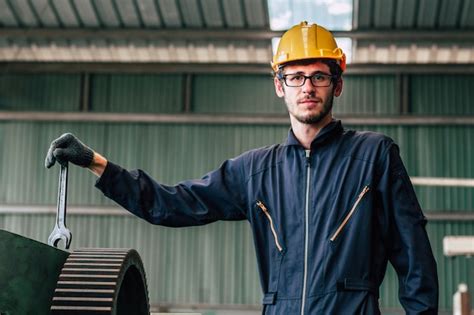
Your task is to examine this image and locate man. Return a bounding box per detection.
[45,22,438,314]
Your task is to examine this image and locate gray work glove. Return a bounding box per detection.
[45,133,94,168]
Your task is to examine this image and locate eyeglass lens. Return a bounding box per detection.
[284,73,332,87]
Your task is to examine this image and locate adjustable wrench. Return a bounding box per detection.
[48,163,72,249]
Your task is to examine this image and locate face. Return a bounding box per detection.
[274,61,343,126]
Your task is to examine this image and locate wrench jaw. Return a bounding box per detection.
[48,228,72,250]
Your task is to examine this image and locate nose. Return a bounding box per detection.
[302,77,316,94]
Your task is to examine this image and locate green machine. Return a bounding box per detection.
[0,164,150,315]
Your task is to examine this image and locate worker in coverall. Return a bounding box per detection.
[45,22,439,314]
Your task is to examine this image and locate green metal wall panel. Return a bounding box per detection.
[192,74,285,114]
[334,75,399,115]
[2,73,472,116]
[411,75,474,115]
[0,74,80,111]
[193,75,399,115]
[0,121,110,206]
[90,74,184,113]
[410,126,474,210]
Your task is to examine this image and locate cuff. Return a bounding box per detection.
[95,161,122,190]
[83,148,95,167]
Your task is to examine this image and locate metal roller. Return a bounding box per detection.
[50,248,149,315]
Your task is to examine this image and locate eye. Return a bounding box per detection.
[287,74,304,82]
[313,74,326,81]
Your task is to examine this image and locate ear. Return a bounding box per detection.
[334,78,343,97]
[274,76,285,98]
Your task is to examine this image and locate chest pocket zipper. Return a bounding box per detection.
[256,200,283,252]
[330,186,370,242]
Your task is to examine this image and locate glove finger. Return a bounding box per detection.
[53,148,70,166]
[44,145,57,168]
[45,133,75,168]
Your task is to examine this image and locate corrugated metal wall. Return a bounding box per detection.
[335,75,399,115]
[0,72,473,311]
[193,74,283,114]
[192,74,400,115]
[411,75,474,115]
[192,74,402,115]
[91,74,184,113]
[0,74,80,111]
[0,73,427,115]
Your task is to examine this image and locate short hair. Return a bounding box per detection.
[274,58,343,82]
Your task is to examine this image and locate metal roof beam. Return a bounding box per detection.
[1,28,474,41]
[0,62,272,74]
[0,111,474,126]
[1,62,474,74]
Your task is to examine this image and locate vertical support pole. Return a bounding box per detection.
[80,73,91,112]
[182,73,193,113]
[398,73,410,115]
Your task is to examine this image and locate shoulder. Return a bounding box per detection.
[340,129,396,163]
[230,144,285,178]
[233,144,284,165]
[343,129,394,149]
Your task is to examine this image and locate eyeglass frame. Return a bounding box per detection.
[277,72,337,88]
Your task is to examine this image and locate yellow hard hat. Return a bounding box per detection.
[271,21,346,72]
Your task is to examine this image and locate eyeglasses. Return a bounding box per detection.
[279,72,335,87]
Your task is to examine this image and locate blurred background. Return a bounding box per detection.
[0,0,473,314]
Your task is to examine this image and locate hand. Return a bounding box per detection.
[45,133,95,168]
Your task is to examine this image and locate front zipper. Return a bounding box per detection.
[330,185,370,242]
[256,200,283,252]
[301,149,311,315]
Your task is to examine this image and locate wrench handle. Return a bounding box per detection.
[56,163,68,226]
[48,162,72,249]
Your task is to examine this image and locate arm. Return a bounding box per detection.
[45,133,248,226]
[95,159,248,226]
[88,152,108,177]
[376,144,439,314]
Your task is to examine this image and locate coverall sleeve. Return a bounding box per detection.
[95,158,248,227]
[376,143,439,314]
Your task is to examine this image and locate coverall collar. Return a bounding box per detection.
[284,119,343,148]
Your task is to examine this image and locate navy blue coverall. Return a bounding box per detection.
[96,120,438,314]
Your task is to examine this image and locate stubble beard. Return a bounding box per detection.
[286,93,334,125]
